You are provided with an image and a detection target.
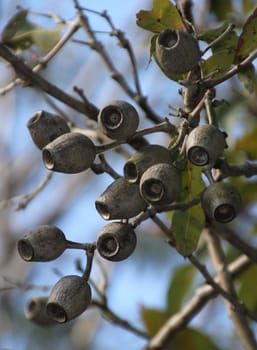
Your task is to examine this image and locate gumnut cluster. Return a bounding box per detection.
[19,85,241,324]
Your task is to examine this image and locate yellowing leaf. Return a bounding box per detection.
[237,6,257,60]
[202,49,235,78]
[141,307,167,336]
[243,0,257,14]
[30,24,66,52]
[136,0,184,33]
[235,127,257,159]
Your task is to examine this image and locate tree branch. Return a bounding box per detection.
[204,225,257,350]
[144,254,252,350]
[214,159,257,180]
[211,222,257,264]
[0,43,99,119]
[74,0,162,124]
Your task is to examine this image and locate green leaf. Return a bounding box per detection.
[199,23,239,53]
[237,7,257,60]
[30,24,66,52]
[171,161,205,256]
[210,0,233,21]
[166,264,195,315]
[172,203,205,256]
[172,327,223,350]
[136,0,184,33]
[238,265,257,311]
[202,49,235,78]
[141,307,167,336]
[1,9,66,52]
[237,63,256,93]
[1,10,35,51]
[180,161,205,201]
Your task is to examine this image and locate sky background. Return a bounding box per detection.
[0,1,254,350]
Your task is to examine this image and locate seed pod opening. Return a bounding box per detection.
[124,145,172,183]
[95,177,146,220]
[27,110,70,149]
[98,101,139,140]
[186,124,227,166]
[201,182,241,223]
[46,275,91,323]
[140,163,181,205]
[42,132,96,173]
[25,297,56,326]
[17,225,67,262]
[155,29,201,74]
[96,222,136,261]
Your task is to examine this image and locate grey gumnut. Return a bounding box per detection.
[42,132,96,173]
[140,163,181,205]
[46,275,91,323]
[155,29,201,74]
[17,225,67,262]
[124,144,172,183]
[98,100,139,140]
[96,222,137,261]
[95,177,147,220]
[27,110,70,149]
[25,297,57,326]
[186,124,227,166]
[201,182,241,223]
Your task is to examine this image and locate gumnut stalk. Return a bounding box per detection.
[25,297,57,326]
[155,29,201,74]
[124,144,172,183]
[17,225,68,262]
[95,177,147,220]
[201,182,241,223]
[46,275,92,323]
[42,132,96,173]
[96,222,137,261]
[186,124,227,166]
[140,163,181,205]
[98,100,139,140]
[27,110,70,149]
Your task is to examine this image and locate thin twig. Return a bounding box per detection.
[91,299,150,339]
[211,222,257,264]
[0,43,99,118]
[188,254,257,321]
[0,171,53,210]
[73,0,162,124]
[0,18,80,95]
[201,23,236,56]
[145,254,252,349]
[206,48,257,88]
[214,159,257,180]
[204,225,257,350]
